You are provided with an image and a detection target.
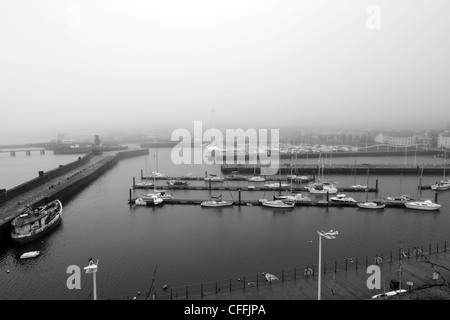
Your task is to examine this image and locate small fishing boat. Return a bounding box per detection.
[260,199,295,208]
[201,200,233,207]
[20,251,40,259]
[431,181,450,191]
[134,181,154,189]
[11,200,63,244]
[283,193,311,203]
[166,180,190,186]
[307,182,338,194]
[264,182,291,188]
[248,176,266,182]
[205,176,224,182]
[329,194,356,203]
[201,195,233,207]
[357,202,385,209]
[135,197,163,206]
[382,195,413,205]
[142,191,173,200]
[404,200,441,211]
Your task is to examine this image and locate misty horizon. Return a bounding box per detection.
[1,1,450,145]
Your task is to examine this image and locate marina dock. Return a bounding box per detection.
[221,164,448,175]
[0,149,149,240]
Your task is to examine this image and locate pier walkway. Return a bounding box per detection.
[146,243,450,301]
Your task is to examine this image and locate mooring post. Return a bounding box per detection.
[279,179,282,195]
[435,192,438,203]
[129,189,132,203]
[326,191,329,204]
[141,169,143,179]
[205,170,208,178]
[375,179,379,191]
[133,177,135,188]
[238,189,241,206]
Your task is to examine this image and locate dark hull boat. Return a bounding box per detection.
[11,200,62,244]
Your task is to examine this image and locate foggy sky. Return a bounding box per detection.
[1,0,450,144]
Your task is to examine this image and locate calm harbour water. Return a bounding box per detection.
[0,148,449,300]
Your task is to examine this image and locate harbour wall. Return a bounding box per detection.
[0,149,149,240]
[0,153,94,205]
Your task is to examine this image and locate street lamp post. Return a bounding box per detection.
[84,259,99,300]
[317,230,339,300]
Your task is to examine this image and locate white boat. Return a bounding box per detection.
[307,182,338,194]
[382,195,413,204]
[135,197,163,206]
[20,251,40,259]
[11,200,63,244]
[167,180,190,186]
[372,289,407,299]
[204,176,224,182]
[264,182,291,188]
[404,200,441,211]
[150,171,167,178]
[142,191,173,200]
[330,194,356,203]
[261,199,295,208]
[248,176,266,182]
[351,184,367,190]
[134,181,154,189]
[431,181,450,191]
[284,193,311,203]
[357,202,385,209]
[265,273,279,282]
[201,200,233,207]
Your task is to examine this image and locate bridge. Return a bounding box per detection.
[0,148,46,156]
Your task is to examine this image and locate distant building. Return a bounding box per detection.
[374,131,417,146]
[438,132,450,149]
